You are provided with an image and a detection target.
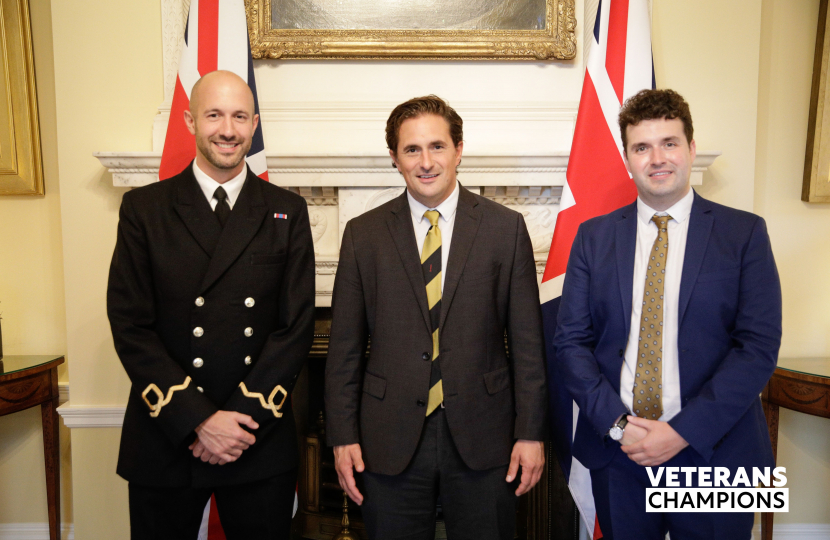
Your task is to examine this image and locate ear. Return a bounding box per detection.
[454,141,464,166]
[252,113,260,133]
[689,139,696,162]
[389,149,400,171]
[184,109,196,136]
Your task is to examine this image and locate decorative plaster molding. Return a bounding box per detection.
[0,523,74,540]
[57,404,125,429]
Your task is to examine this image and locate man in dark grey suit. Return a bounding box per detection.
[108,71,315,539]
[325,95,548,539]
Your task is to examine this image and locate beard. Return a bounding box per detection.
[196,136,252,172]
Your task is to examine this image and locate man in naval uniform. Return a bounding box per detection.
[107,70,315,539]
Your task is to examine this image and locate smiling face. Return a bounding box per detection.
[184,71,259,183]
[390,113,463,208]
[624,117,696,211]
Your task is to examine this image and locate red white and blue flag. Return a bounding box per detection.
[159,0,268,182]
[540,0,653,537]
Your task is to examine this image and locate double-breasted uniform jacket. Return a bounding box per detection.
[325,186,549,476]
[107,164,315,488]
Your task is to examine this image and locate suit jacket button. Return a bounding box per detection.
[195,297,205,307]
[245,297,255,308]
[416,400,426,407]
[422,352,431,361]
[244,356,252,365]
[244,327,254,337]
[619,349,624,357]
[196,386,204,393]
[193,327,204,337]
[193,358,204,368]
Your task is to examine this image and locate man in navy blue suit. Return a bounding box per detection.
[555,89,782,539]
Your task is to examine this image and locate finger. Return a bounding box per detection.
[505,453,520,483]
[515,468,533,496]
[234,429,257,446]
[352,448,365,473]
[234,413,259,431]
[343,472,363,505]
[625,415,651,429]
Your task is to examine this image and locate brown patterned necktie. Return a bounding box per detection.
[422,210,443,415]
[633,214,673,419]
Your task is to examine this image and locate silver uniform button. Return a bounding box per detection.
[193,327,204,337]
[193,358,204,368]
[196,386,204,393]
[244,297,255,308]
[244,327,254,337]
[195,297,205,307]
[244,356,252,365]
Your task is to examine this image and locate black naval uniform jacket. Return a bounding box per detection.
[107,164,315,488]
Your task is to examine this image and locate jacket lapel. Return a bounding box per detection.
[615,202,637,338]
[199,169,268,293]
[678,192,713,325]
[173,165,223,257]
[386,191,433,334]
[440,186,482,328]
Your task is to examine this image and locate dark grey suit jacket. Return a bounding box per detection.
[108,164,315,488]
[325,186,548,475]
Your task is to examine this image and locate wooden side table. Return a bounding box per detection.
[761,357,830,540]
[0,355,65,540]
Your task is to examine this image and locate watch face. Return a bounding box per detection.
[609,426,623,441]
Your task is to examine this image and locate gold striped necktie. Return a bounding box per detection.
[422,210,443,415]
[633,214,672,419]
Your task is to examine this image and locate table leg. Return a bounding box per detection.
[761,399,779,540]
[41,397,60,540]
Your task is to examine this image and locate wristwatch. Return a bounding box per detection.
[608,415,629,441]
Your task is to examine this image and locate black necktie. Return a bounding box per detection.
[214,186,230,227]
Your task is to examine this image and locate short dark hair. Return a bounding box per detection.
[386,95,463,154]
[618,89,694,153]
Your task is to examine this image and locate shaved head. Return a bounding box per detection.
[189,70,254,117]
[183,70,260,183]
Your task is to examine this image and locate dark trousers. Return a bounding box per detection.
[591,448,754,540]
[128,468,297,540]
[361,408,517,540]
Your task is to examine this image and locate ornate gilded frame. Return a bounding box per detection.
[245,0,576,61]
[0,0,43,196]
[804,0,830,202]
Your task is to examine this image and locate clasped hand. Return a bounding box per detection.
[189,410,259,465]
[620,415,689,467]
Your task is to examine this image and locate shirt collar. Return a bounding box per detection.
[192,161,247,208]
[637,187,694,226]
[408,181,460,223]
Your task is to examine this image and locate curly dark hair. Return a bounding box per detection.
[386,95,463,156]
[618,89,694,153]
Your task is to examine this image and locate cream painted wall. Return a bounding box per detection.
[0,0,71,527]
[755,0,830,525]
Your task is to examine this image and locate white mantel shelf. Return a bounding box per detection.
[94,152,720,188]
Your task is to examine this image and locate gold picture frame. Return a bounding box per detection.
[245,0,576,61]
[803,0,830,202]
[0,0,43,196]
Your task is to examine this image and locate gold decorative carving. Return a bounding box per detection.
[142,377,192,418]
[239,382,288,418]
[244,0,576,61]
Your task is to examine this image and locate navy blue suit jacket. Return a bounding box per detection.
[555,191,781,472]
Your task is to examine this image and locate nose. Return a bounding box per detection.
[420,151,433,170]
[651,146,667,165]
[219,116,235,138]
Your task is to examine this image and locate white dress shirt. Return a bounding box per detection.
[192,162,247,210]
[407,181,460,294]
[620,188,694,422]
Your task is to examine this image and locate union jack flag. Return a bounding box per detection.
[159,0,268,182]
[540,0,654,537]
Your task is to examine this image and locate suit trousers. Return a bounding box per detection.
[361,408,517,540]
[590,447,754,540]
[128,468,297,540]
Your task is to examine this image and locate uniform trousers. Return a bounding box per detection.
[128,468,297,540]
[590,447,754,540]
[361,407,517,540]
